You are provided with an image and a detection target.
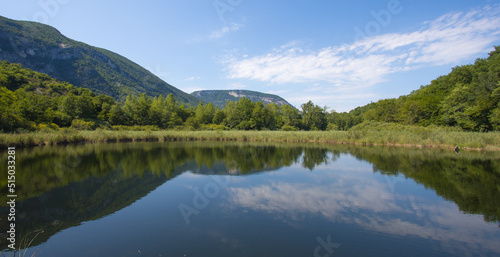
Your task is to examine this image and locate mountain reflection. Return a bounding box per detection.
[0,142,499,252]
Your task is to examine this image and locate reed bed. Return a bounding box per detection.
[1,125,499,151]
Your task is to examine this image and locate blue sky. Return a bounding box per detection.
[1,0,500,111]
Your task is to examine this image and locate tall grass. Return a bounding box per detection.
[347,122,500,150]
[0,123,499,150]
[0,230,43,257]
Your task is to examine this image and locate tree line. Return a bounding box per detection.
[329,47,500,131]
[0,60,329,132]
[1,46,499,132]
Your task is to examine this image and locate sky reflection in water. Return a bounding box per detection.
[4,142,499,257]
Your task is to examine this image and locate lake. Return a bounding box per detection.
[1,142,499,257]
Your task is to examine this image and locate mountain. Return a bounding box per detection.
[191,89,292,108]
[0,16,199,105]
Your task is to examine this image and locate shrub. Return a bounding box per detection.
[280,125,299,131]
[111,125,160,131]
[201,124,229,131]
[36,123,60,132]
[71,119,96,130]
[236,121,252,130]
[327,123,338,131]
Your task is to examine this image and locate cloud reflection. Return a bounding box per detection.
[226,170,500,254]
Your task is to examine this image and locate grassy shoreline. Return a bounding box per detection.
[1,127,499,151]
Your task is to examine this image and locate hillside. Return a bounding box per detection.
[3,47,498,132]
[0,61,202,131]
[0,60,118,131]
[0,16,199,105]
[191,89,292,108]
[330,47,500,131]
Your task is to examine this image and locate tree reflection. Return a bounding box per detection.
[345,146,500,223]
[0,142,498,251]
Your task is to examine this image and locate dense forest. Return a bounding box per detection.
[0,60,325,132]
[330,46,500,131]
[1,47,499,132]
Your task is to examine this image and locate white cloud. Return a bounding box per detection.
[186,22,245,43]
[209,22,244,39]
[226,178,500,254]
[224,5,500,90]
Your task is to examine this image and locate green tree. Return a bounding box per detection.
[15,89,52,124]
[93,95,115,121]
[135,93,152,125]
[212,109,226,125]
[250,102,267,130]
[363,99,400,123]
[441,82,494,131]
[301,101,327,130]
[176,105,192,123]
[195,102,217,124]
[281,104,301,129]
[149,95,168,128]
[0,86,25,131]
[490,86,500,130]
[123,94,151,125]
[222,98,255,129]
[265,103,282,130]
[75,93,95,119]
[108,103,127,125]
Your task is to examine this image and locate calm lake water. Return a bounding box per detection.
[1,142,500,257]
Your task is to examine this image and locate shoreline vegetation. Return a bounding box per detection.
[1,122,499,151]
[1,49,500,151]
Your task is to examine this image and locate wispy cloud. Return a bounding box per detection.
[225,82,248,89]
[187,22,245,43]
[224,5,500,90]
[185,76,201,81]
[227,179,500,254]
[209,22,244,39]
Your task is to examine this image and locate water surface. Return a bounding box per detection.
[1,142,499,256]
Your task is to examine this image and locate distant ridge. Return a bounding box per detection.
[191,89,293,108]
[0,15,199,105]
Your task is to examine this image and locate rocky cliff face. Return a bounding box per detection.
[1,27,76,80]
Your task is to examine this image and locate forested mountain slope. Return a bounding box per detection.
[330,47,500,131]
[0,15,199,105]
